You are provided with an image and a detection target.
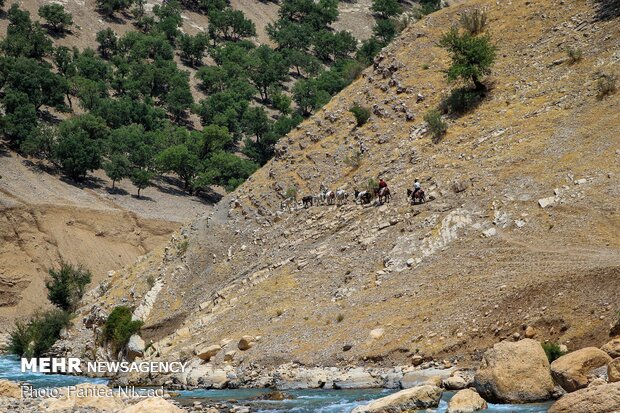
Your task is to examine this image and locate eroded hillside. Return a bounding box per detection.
[60,0,620,377]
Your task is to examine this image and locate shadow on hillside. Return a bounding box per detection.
[131,194,155,201]
[593,0,620,20]
[59,174,106,190]
[106,187,129,196]
[22,159,56,175]
[152,175,223,205]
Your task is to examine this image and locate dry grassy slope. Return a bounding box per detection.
[68,0,620,368]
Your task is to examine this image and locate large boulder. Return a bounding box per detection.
[550,347,612,392]
[127,334,145,360]
[350,385,442,412]
[474,339,555,403]
[602,338,620,358]
[0,380,22,398]
[609,358,620,383]
[447,389,488,413]
[548,381,620,413]
[194,344,221,361]
[333,368,382,389]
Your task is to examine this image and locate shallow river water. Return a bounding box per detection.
[0,356,552,412]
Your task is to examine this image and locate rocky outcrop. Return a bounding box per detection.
[602,338,620,358]
[447,389,488,413]
[350,385,443,412]
[119,397,184,413]
[548,381,620,413]
[550,347,612,392]
[195,344,221,361]
[237,336,255,351]
[474,339,555,403]
[608,358,620,383]
[0,380,22,399]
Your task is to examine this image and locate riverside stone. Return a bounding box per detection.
[550,347,612,392]
[447,389,488,413]
[350,385,443,412]
[474,339,555,403]
[548,381,620,413]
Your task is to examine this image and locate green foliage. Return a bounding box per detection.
[153,0,183,41]
[130,168,154,197]
[103,306,143,352]
[565,47,583,64]
[293,78,330,116]
[46,262,92,312]
[2,4,53,59]
[178,240,189,255]
[97,0,134,17]
[96,28,118,58]
[597,73,616,99]
[460,9,488,35]
[247,45,289,102]
[195,151,258,192]
[371,0,403,19]
[39,4,73,33]
[439,27,496,90]
[350,104,371,127]
[208,8,256,43]
[365,178,378,193]
[178,32,209,67]
[357,37,384,66]
[285,185,297,200]
[373,18,397,43]
[104,154,131,189]
[8,310,71,358]
[424,109,448,142]
[542,342,567,363]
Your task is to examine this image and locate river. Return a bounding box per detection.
[0,356,552,412]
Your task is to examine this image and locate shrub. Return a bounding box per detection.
[178,240,189,255]
[38,4,73,33]
[460,9,487,35]
[440,87,485,115]
[285,186,297,200]
[565,47,583,64]
[8,310,71,357]
[46,262,92,312]
[365,178,379,193]
[542,342,567,362]
[336,313,344,323]
[424,110,448,142]
[103,306,143,353]
[597,73,617,99]
[146,275,155,289]
[439,27,496,91]
[350,104,371,127]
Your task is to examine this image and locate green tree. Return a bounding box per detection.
[196,151,258,192]
[247,45,289,102]
[97,0,134,17]
[373,18,397,43]
[439,27,496,90]
[46,262,92,312]
[371,0,403,19]
[208,9,256,43]
[2,4,53,59]
[38,4,73,33]
[201,124,232,158]
[104,154,131,189]
[130,168,153,197]
[153,0,182,41]
[8,310,71,358]
[178,32,209,67]
[292,78,329,116]
[156,144,200,192]
[96,28,118,58]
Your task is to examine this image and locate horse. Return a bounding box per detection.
[335,189,348,205]
[302,195,313,208]
[375,187,391,204]
[325,190,336,205]
[280,197,295,210]
[354,189,372,205]
[407,188,426,204]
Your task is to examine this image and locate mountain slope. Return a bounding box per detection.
[61,0,620,374]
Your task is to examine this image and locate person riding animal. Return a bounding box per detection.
[412,179,421,198]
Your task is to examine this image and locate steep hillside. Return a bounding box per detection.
[0,151,211,331]
[60,0,619,380]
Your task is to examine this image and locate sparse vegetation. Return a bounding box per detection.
[46,262,92,312]
[8,309,71,357]
[285,185,298,200]
[178,240,189,255]
[542,342,567,362]
[103,306,143,352]
[344,151,363,168]
[440,87,485,115]
[565,47,583,64]
[365,178,379,193]
[336,313,345,323]
[349,104,371,127]
[460,9,488,35]
[146,275,156,289]
[424,110,448,142]
[597,73,617,99]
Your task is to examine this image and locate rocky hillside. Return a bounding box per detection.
[60,0,619,380]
